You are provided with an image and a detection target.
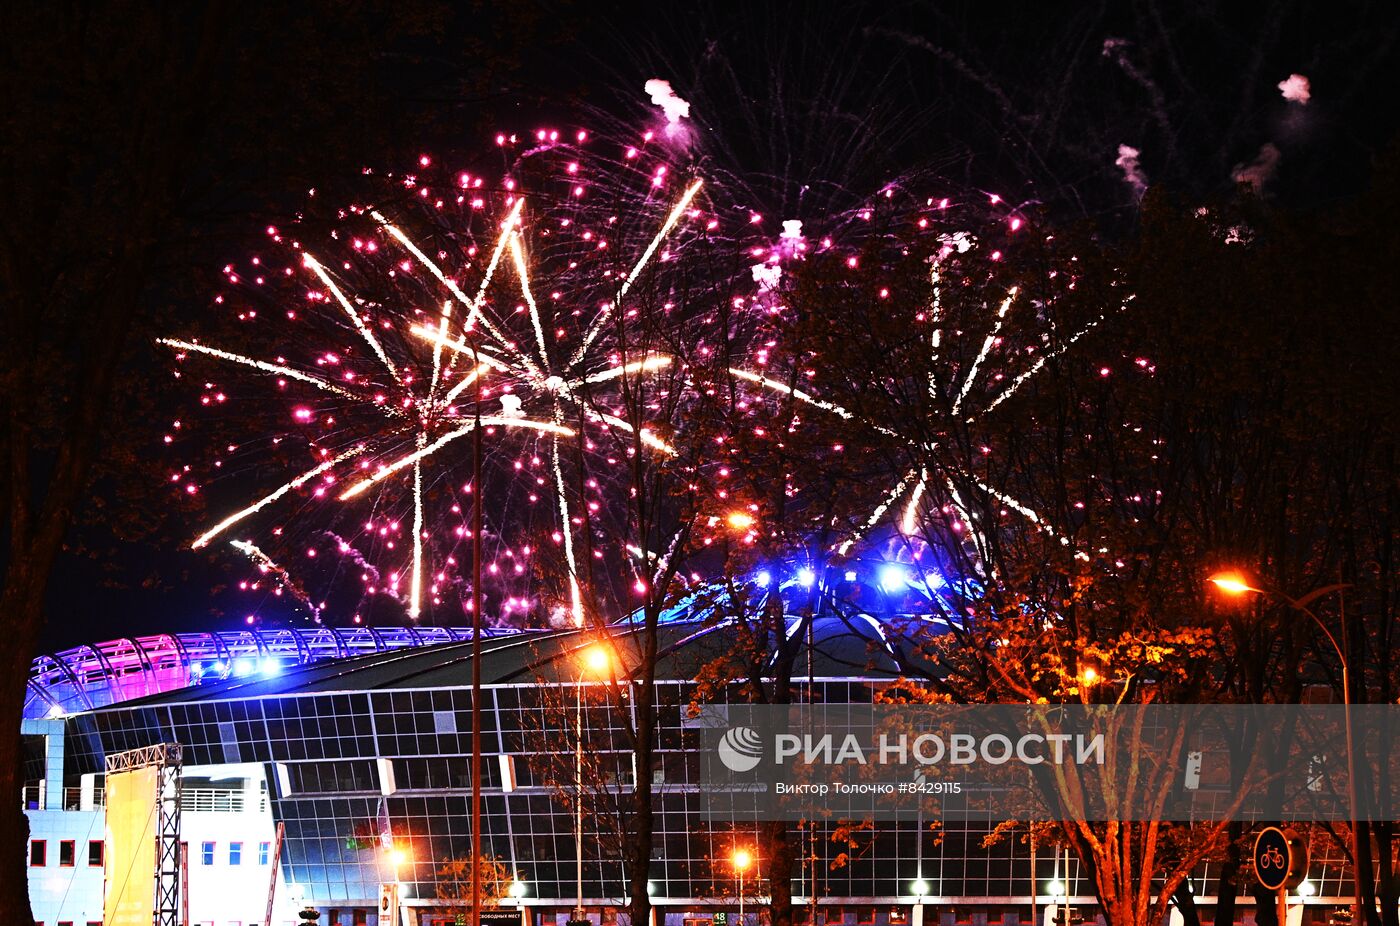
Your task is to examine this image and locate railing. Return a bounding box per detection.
[21,784,108,811]
[181,788,246,813]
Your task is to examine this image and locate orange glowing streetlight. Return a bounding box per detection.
[731,848,755,926]
[1079,666,1099,686]
[580,643,613,675]
[726,511,756,531]
[1206,570,1360,921]
[1208,571,1258,596]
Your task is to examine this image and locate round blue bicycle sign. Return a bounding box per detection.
[1254,827,1307,891]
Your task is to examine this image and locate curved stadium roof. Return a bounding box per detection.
[27,571,952,717]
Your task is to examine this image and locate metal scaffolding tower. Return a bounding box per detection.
[106,743,183,926]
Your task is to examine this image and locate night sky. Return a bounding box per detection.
[20,0,1400,654]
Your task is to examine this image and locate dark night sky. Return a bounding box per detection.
[30,0,1400,654]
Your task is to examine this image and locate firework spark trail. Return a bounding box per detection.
[728,368,855,420]
[337,417,577,500]
[409,433,427,618]
[302,253,404,387]
[157,339,370,405]
[373,199,530,384]
[192,448,362,549]
[836,468,920,555]
[409,324,513,367]
[900,469,929,535]
[589,411,675,455]
[509,233,551,369]
[979,297,1132,416]
[580,354,671,384]
[230,539,322,622]
[952,287,1017,417]
[570,179,703,368]
[552,431,584,624]
[928,264,945,399]
[967,474,1087,561]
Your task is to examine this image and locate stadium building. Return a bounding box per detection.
[23,589,1353,926]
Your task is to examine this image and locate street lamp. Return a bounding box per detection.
[1208,572,1360,922]
[726,511,756,531]
[571,643,614,926]
[732,847,754,926]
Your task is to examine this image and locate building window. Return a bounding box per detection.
[57,922,72,926]
[59,840,75,867]
[857,909,876,926]
[258,841,270,865]
[229,841,242,865]
[88,840,104,867]
[29,840,46,866]
[352,911,367,926]
[201,841,215,865]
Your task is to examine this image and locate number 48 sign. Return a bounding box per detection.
[1254,827,1308,892]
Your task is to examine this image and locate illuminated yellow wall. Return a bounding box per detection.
[104,766,158,926]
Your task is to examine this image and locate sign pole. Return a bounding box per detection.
[1254,827,1307,926]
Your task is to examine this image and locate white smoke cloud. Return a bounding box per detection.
[1278,73,1311,105]
[1232,143,1282,194]
[644,79,691,135]
[751,263,782,292]
[1115,144,1148,196]
[937,231,975,254]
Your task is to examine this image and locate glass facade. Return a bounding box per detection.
[54,620,1357,919]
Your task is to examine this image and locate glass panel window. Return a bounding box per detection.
[88,840,104,867]
[59,841,75,867]
[229,841,242,865]
[29,841,45,866]
[201,841,215,865]
[258,841,270,865]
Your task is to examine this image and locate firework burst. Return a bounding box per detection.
[162,137,712,624]
[725,203,1126,574]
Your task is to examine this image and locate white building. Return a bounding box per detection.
[24,719,303,926]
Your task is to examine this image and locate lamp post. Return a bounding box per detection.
[572,644,612,926]
[911,878,930,926]
[732,848,754,926]
[1209,573,1361,924]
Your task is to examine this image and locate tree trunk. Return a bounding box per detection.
[1212,823,1243,926]
[1171,881,1201,926]
[0,559,51,923]
[1374,820,1398,926]
[626,680,656,926]
[763,819,798,926]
